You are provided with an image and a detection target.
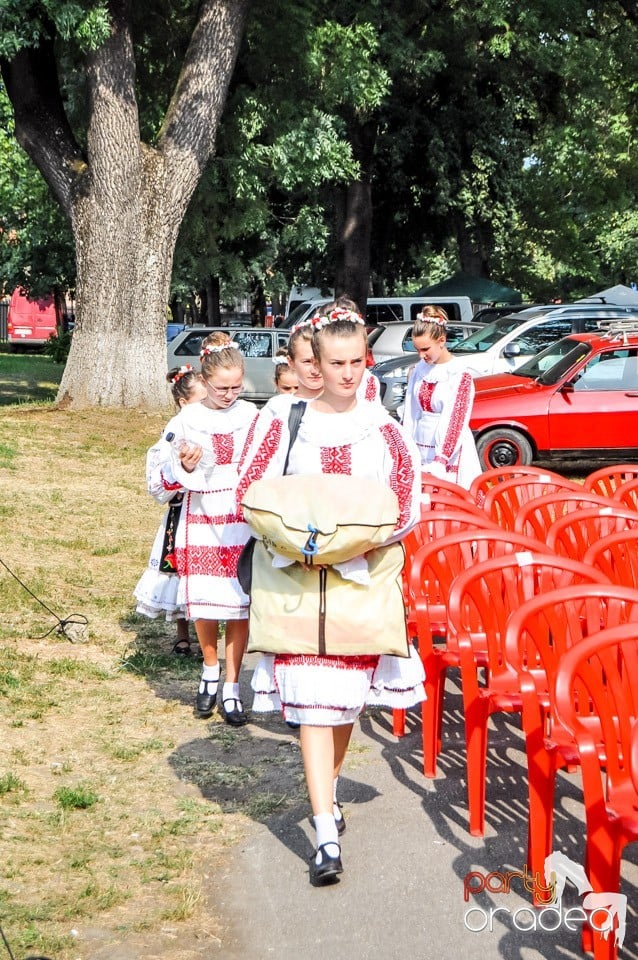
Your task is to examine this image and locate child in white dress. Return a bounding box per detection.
[134,365,207,654]
[237,306,425,885]
[164,333,258,725]
[402,306,481,489]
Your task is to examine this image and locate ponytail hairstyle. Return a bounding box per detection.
[412,305,449,340]
[199,331,244,379]
[166,365,203,408]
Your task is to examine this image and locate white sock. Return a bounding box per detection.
[313,813,339,863]
[222,681,240,704]
[199,664,219,693]
[333,777,343,821]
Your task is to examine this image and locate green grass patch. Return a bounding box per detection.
[53,784,100,810]
[0,772,28,798]
[0,353,63,406]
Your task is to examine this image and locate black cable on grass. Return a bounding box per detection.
[0,556,88,642]
[0,924,52,960]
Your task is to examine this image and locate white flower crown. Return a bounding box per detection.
[200,340,242,358]
[310,308,365,330]
[169,363,193,385]
[272,355,289,366]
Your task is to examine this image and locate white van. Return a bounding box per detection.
[449,303,638,377]
[283,295,474,329]
[285,285,334,318]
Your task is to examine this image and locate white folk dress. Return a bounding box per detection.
[402,357,481,489]
[237,399,426,726]
[160,399,258,621]
[134,428,187,622]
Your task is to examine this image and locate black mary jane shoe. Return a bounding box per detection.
[310,843,343,886]
[222,697,248,727]
[195,680,217,718]
[171,639,192,657]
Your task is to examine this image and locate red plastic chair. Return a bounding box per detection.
[481,474,581,529]
[421,492,488,518]
[513,490,619,540]
[583,463,638,497]
[612,476,638,512]
[583,529,638,587]
[421,473,477,505]
[504,583,638,902]
[469,465,571,506]
[547,505,638,559]
[408,529,549,776]
[446,553,606,837]
[395,509,499,737]
[555,622,638,960]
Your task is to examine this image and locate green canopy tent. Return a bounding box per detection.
[415,271,523,304]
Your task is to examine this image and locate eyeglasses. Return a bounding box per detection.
[205,382,243,395]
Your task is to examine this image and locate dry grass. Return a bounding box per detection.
[0,401,306,960]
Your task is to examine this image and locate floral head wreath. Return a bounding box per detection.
[422,310,447,328]
[310,307,365,331]
[169,364,193,385]
[200,340,242,359]
[272,355,289,366]
[289,318,313,335]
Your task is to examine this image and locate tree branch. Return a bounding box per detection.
[85,0,142,198]
[158,0,251,210]
[0,38,84,218]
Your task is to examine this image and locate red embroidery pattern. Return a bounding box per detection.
[189,512,243,525]
[276,654,379,669]
[418,380,436,412]
[175,544,243,578]
[235,419,283,506]
[211,432,234,464]
[320,445,352,474]
[365,374,378,402]
[440,372,472,461]
[239,413,259,467]
[161,473,182,491]
[380,423,415,530]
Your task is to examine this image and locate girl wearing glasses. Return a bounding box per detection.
[162,331,258,726]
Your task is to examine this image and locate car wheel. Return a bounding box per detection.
[476,428,533,470]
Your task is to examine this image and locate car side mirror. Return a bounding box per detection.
[560,381,575,393]
[502,343,521,358]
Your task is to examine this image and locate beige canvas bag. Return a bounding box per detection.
[246,538,410,658]
[241,473,400,566]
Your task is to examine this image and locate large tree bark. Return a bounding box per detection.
[1,0,250,408]
[333,119,377,315]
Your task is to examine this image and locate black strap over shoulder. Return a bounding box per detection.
[283,400,306,475]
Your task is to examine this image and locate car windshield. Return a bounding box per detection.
[514,338,593,384]
[451,314,539,354]
[285,301,313,326]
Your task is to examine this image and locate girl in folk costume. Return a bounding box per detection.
[134,365,207,655]
[402,306,481,489]
[322,297,382,405]
[167,332,258,726]
[272,348,299,395]
[237,310,425,886]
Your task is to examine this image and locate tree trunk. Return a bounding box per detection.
[1,0,250,409]
[333,119,377,315]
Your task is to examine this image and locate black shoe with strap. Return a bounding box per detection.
[222,697,248,727]
[310,843,343,886]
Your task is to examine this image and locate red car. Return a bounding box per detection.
[470,327,638,469]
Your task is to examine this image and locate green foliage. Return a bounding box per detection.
[43,329,72,364]
[0,1,110,58]
[53,783,100,810]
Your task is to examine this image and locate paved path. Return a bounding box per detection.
[209,673,638,960]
